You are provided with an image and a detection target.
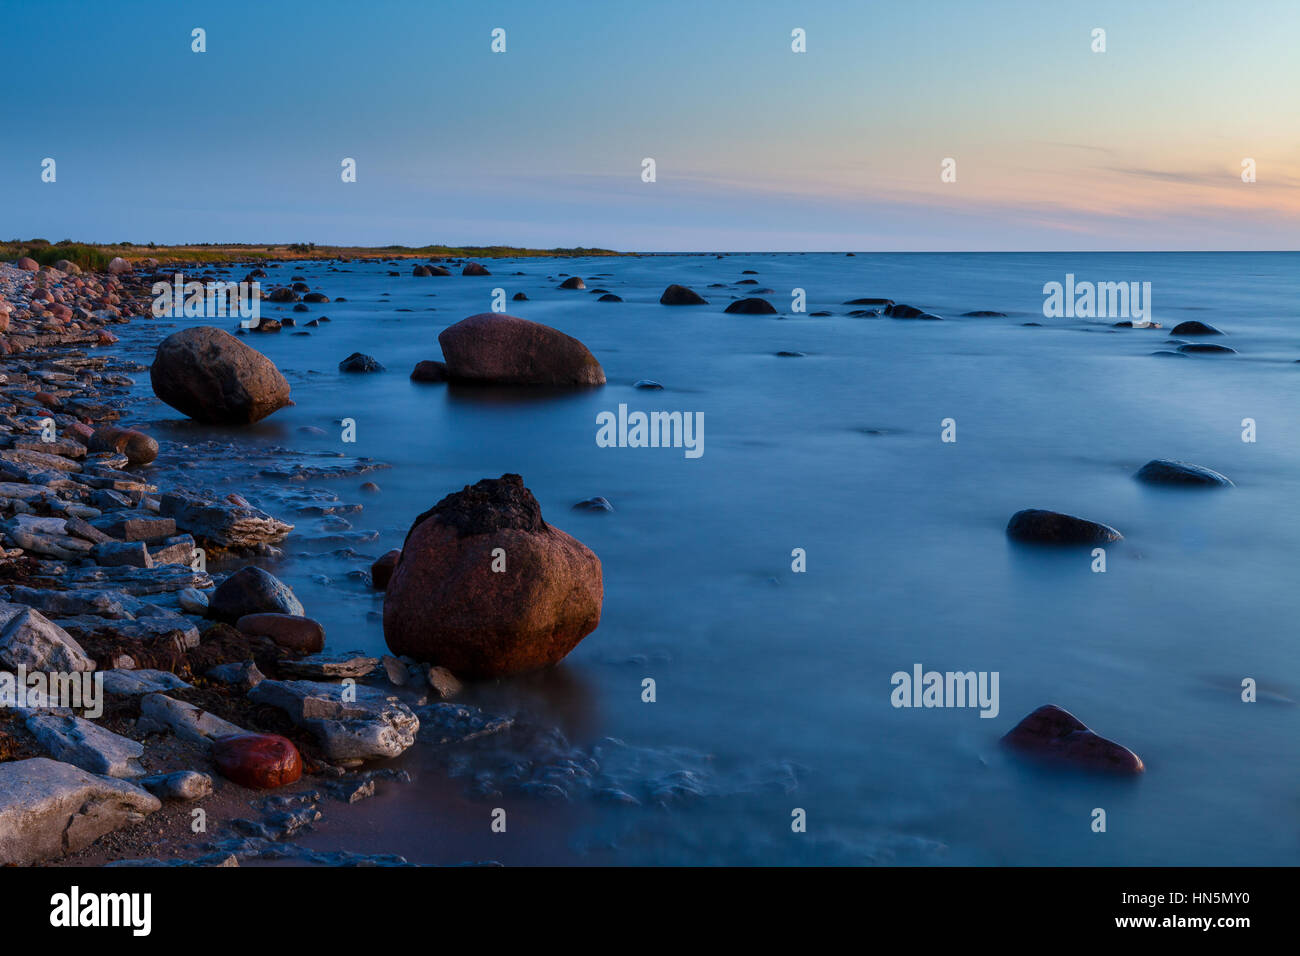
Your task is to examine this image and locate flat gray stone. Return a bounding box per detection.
[24,713,146,778]
[136,693,247,747]
[101,669,192,696]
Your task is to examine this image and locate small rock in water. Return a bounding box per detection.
[360,481,381,493]
[410,359,448,382]
[1178,343,1236,354]
[339,352,385,373]
[212,734,303,789]
[1135,459,1233,488]
[558,277,586,290]
[1005,509,1122,545]
[776,350,805,357]
[371,548,401,590]
[724,298,778,315]
[1002,704,1144,774]
[572,496,614,513]
[1170,320,1223,336]
[597,294,623,302]
[659,284,708,306]
[633,379,663,390]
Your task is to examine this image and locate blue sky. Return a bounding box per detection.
[2,0,1296,250]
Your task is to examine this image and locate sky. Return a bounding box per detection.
[2,0,1297,251]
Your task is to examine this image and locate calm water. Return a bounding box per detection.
[120,252,1300,865]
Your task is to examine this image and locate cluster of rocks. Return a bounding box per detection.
[0,261,447,864]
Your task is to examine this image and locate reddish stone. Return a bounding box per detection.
[211,733,302,789]
[371,549,401,590]
[383,474,602,678]
[1002,705,1144,774]
[235,612,325,652]
[88,425,159,465]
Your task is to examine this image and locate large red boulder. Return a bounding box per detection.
[150,326,292,424]
[438,313,605,386]
[211,733,303,788]
[383,474,602,678]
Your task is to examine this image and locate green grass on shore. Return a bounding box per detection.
[2,239,624,268]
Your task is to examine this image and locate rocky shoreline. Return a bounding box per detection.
[0,259,531,867]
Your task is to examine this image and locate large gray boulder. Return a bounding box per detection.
[0,758,160,864]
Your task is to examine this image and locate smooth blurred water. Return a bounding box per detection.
[124,252,1300,865]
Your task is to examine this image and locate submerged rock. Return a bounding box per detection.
[371,548,401,590]
[659,284,708,306]
[597,293,623,303]
[1178,343,1236,354]
[383,474,603,678]
[410,359,448,382]
[724,298,778,315]
[1006,509,1122,545]
[1002,704,1144,774]
[438,313,605,386]
[339,352,384,373]
[1170,320,1222,336]
[150,326,293,424]
[1135,459,1233,487]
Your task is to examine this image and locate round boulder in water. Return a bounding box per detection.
[339,352,385,373]
[383,474,603,678]
[150,326,292,424]
[438,313,605,386]
[1006,509,1122,545]
[558,276,586,290]
[1135,459,1233,487]
[659,284,708,305]
[1170,320,1222,336]
[724,297,778,315]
